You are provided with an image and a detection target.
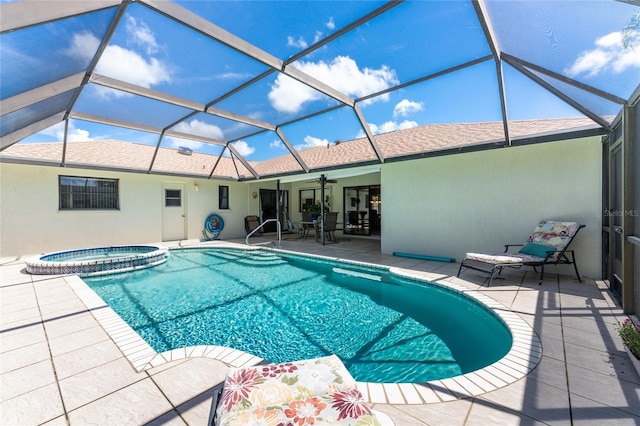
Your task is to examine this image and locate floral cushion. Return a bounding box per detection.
[216,355,382,426]
[527,221,580,261]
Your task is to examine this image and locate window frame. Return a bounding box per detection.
[165,189,182,207]
[299,189,316,212]
[59,175,120,210]
[219,185,229,209]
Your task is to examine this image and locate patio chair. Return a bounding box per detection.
[457,220,585,286]
[324,211,338,242]
[300,211,314,238]
[244,215,261,236]
[208,355,388,425]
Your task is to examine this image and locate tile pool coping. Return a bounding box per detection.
[64,244,542,405]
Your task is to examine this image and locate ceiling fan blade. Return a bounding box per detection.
[306,178,338,184]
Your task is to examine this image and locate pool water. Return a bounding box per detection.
[44,247,157,262]
[84,248,512,383]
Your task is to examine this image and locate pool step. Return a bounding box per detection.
[235,255,288,267]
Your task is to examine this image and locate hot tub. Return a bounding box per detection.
[25,245,169,276]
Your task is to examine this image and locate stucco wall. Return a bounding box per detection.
[1,137,603,280]
[0,163,248,257]
[381,136,603,279]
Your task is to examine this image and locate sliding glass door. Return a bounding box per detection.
[343,185,380,236]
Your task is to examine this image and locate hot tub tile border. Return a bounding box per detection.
[25,245,169,276]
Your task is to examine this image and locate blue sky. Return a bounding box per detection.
[5,0,639,162]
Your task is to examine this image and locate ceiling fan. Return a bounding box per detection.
[306,178,338,184]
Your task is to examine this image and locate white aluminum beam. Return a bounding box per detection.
[1,113,64,151]
[353,103,384,163]
[205,106,275,131]
[140,0,283,71]
[508,61,612,129]
[91,74,276,136]
[90,74,205,111]
[473,0,511,145]
[283,65,354,107]
[275,127,309,172]
[1,72,84,115]
[502,53,627,105]
[71,112,227,147]
[142,0,353,110]
[164,130,227,147]
[0,0,122,33]
[70,111,161,135]
[226,144,259,179]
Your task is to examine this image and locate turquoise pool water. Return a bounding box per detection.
[84,248,512,383]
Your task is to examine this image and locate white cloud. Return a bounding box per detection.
[214,72,255,80]
[393,99,424,117]
[287,36,308,49]
[269,56,398,113]
[167,119,224,149]
[126,16,159,55]
[65,31,170,99]
[294,135,329,151]
[565,31,640,78]
[269,139,285,149]
[268,74,323,113]
[42,121,93,142]
[96,45,171,88]
[65,32,100,62]
[357,120,418,137]
[232,140,255,157]
[173,119,224,139]
[326,17,335,30]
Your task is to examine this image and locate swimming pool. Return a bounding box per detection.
[84,247,512,383]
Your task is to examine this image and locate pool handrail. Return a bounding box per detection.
[245,218,281,247]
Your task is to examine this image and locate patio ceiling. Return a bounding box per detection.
[1,0,638,180]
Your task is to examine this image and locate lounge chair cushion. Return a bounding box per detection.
[527,221,580,260]
[465,252,543,265]
[216,355,381,425]
[519,242,556,258]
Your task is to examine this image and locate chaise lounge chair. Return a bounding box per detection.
[457,220,585,286]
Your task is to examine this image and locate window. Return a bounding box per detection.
[219,185,229,209]
[299,189,316,212]
[165,189,182,207]
[59,176,119,210]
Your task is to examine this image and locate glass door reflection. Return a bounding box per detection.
[344,185,380,236]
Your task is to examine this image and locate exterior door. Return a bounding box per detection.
[162,183,186,241]
[260,189,277,232]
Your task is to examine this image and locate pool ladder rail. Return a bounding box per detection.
[245,218,281,247]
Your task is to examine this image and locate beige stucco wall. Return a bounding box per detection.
[1,136,603,281]
[0,163,248,257]
[381,136,603,279]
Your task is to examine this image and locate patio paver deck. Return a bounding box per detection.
[1,236,639,425]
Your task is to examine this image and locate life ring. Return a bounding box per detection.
[205,213,224,236]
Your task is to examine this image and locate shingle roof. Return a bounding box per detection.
[254,116,603,175]
[1,117,603,179]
